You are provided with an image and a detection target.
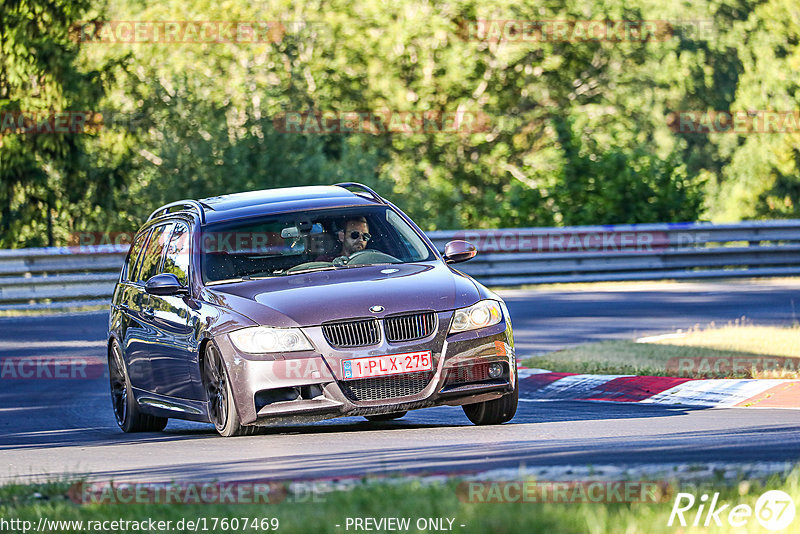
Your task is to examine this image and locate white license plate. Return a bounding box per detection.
[342,351,432,380]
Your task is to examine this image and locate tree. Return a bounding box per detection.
[709,0,800,220]
[0,0,124,247]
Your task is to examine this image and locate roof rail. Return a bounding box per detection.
[334,182,386,204]
[147,200,207,223]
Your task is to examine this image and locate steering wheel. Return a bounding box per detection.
[334,250,400,266]
[286,261,332,273]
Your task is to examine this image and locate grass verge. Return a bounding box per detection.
[522,325,800,378]
[1,467,798,534]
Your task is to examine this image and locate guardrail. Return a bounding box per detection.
[1,220,799,310]
[0,245,126,310]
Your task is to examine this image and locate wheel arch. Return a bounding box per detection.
[197,335,214,375]
[107,334,124,367]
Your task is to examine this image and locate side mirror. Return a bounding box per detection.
[443,240,477,264]
[145,273,189,296]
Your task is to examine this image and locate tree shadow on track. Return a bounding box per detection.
[0,401,713,451]
[60,421,800,484]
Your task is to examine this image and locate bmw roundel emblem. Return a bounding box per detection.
[370,305,385,313]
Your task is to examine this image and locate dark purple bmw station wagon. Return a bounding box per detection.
[108,183,518,436]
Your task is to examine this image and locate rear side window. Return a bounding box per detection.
[162,223,191,286]
[136,223,173,283]
[123,231,148,282]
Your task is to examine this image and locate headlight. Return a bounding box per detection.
[449,300,503,333]
[229,326,314,353]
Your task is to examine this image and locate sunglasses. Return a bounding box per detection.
[349,231,371,241]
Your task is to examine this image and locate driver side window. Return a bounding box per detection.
[162,223,191,286]
[123,231,148,282]
[136,223,174,283]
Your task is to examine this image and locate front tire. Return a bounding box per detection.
[108,340,168,433]
[462,367,518,425]
[202,342,259,437]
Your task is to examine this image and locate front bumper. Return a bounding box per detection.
[214,311,516,426]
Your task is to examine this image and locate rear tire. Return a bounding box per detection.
[365,411,407,422]
[202,342,259,437]
[109,340,168,433]
[462,367,518,425]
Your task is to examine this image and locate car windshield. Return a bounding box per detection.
[201,206,435,284]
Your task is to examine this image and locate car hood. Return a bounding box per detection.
[203,261,481,327]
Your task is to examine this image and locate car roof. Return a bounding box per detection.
[200,186,381,224]
[150,185,384,226]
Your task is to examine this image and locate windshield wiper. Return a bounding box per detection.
[206,278,246,286]
[205,275,274,286]
[338,261,399,269]
[284,266,340,275]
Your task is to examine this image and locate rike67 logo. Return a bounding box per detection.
[668,490,795,531]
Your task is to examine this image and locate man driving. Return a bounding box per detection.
[316,216,371,261]
[338,216,370,256]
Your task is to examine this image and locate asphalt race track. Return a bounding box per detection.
[2,280,799,484]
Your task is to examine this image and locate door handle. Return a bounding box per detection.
[143,308,155,318]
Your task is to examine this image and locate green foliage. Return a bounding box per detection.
[3,0,799,247]
[0,0,124,247]
[724,0,800,219]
